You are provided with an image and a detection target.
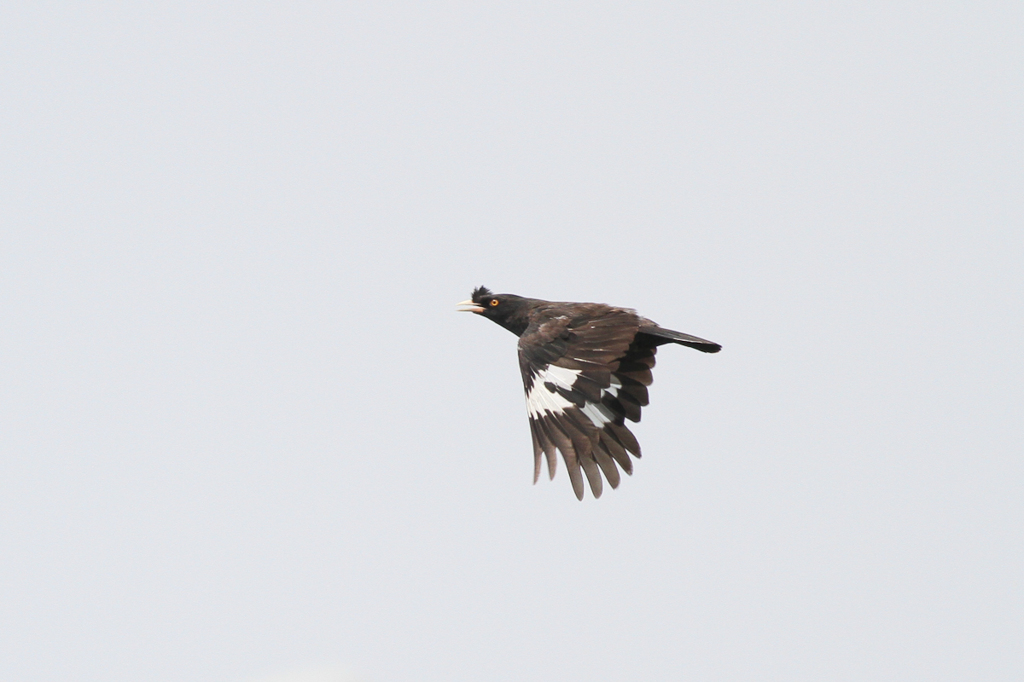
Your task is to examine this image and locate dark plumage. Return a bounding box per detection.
[458,286,720,500]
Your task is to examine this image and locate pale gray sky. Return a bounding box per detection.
[1,3,1021,682]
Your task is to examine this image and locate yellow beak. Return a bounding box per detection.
[456,299,485,313]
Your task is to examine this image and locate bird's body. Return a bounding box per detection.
[459,286,720,500]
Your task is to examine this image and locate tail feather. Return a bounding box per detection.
[638,325,721,353]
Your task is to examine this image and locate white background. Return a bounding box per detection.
[2,3,1021,681]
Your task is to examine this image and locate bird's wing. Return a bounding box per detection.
[517,306,658,500]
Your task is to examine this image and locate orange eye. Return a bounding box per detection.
[490,299,500,306]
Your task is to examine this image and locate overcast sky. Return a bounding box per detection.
[1,3,1021,682]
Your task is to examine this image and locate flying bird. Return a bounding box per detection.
[458,286,720,500]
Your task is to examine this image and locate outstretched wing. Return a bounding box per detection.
[517,305,658,500]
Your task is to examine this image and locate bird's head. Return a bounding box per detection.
[457,286,534,335]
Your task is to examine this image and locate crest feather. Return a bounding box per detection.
[471,286,493,303]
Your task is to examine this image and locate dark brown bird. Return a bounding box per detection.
[458,286,720,500]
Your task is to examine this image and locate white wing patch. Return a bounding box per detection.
[579,398,616,429]
[526,365,621,430]
[525,365,579,419]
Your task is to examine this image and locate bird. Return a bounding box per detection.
[458,286,721,500]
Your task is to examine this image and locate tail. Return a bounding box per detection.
[638,325,722,353]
